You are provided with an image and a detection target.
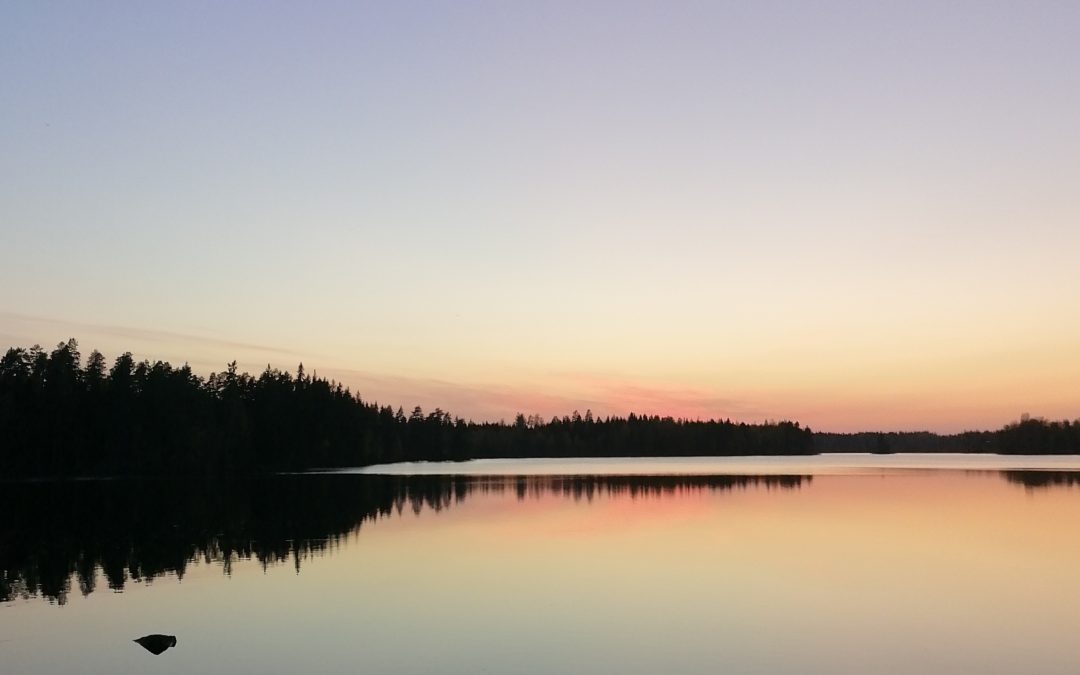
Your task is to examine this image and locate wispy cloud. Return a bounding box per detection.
[319,368,596,421]
[1,310,772,423]
[322,366,769,423]
[0,310,305,357]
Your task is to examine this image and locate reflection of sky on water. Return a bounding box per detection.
[3,460,1080,674]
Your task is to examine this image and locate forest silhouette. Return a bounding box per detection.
[1,339,1078,478]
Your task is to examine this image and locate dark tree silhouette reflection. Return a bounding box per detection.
[1001,471,1080,490]
[0,473,808,605]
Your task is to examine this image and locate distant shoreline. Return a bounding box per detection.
[2,339,1077,478]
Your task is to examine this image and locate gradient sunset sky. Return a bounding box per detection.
[2,2,1078,432]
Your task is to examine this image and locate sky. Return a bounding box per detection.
[2,1,1078,432]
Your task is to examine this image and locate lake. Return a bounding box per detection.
[3,454,1080,674]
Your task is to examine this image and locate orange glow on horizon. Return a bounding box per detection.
[2,310,1077,433]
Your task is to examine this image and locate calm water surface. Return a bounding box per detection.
[3,454,1080,674]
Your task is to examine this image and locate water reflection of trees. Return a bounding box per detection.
[1001,471,1080,490]
[0,474,807,605]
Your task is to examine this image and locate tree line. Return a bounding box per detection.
[815,416,1080,455]
[1,339,1077,477]
[0,339,812,477]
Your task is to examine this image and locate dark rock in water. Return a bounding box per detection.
[133,634,177,655]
